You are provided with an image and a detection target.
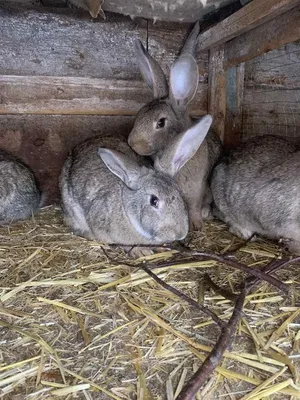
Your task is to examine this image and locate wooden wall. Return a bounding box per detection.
[241,40,300,142]
[0,2,209,204]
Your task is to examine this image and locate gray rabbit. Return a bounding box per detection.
[0,150,41,224]
[59,117,212,257]
[211,135,300,253]
[127,22,222,230]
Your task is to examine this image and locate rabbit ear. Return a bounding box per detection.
[155,115,213,177]
[170,54,199,111]
[181,21,200,57]
[170,22,200,111]
[98,148,142,190]
[135,39,169,99]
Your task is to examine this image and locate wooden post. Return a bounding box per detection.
[224,63,245,148]
[208,46,226,142]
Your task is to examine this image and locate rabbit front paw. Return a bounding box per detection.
[228,224,253,240]
[201,205,213,220]
[125,246,154,259]
[189,215,204,231]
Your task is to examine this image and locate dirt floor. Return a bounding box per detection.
[0,206,299,399]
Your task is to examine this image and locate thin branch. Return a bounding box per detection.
[177,286,247,400]
[136,262,225,329]
[203,273,238,302]
[246,255,300,289]
[188,251,289,294]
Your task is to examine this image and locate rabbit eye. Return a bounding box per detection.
[156,118,166,129]
[150,195,159,208]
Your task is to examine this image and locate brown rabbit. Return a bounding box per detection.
[59,117,212,257]
[128,22,222,230]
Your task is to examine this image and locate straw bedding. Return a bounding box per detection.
[0,206,299,399]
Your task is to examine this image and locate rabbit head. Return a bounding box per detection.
[97,146,189,243]
[128,22,200,156]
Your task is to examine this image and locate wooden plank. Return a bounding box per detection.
[224,63,245,148]
[241,40,300,143]
[0,4,210,80]
[0,115,135,204]
[243,87,300,105]
[197,0,300,52]
[0,75,208,115]
[225,6,300,68]
[243,112,300,129]
[208,46,226,141]
[244,42,300,90]
[242,90,300,132]
[0,3,147,79]
[244,41,300,69]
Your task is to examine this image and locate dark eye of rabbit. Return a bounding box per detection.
[156,118,166,129]
[150,195,159,208]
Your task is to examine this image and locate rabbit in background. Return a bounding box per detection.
[0,150,41,224]
[128,21,222,231]
[211,135,300,254]
[59,116,212,258]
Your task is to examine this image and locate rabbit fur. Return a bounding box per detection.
[59,117,212,255]
[128,22,222,230]
[211,135,300,253]
[0,150,41,224]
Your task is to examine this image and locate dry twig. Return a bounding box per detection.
[177,286,247,400]
[126,262,225,329]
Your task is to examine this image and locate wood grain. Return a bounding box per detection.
[0,75,208,115]
[224,63,245,148]
[225,6,300,68]
[242,41,300,142]
[197,0,300,52]
[208,46,226,141]
[0,4,147,79]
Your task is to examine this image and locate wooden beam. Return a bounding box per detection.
[197,0,300,51]
[225,6,300,68]
[208,46,226,142]
[0,75,208,116]
[224,63,245,148]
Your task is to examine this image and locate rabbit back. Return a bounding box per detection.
[211,135,300,248]
[0,150,40,224]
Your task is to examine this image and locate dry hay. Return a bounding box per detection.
[0,206,299,400]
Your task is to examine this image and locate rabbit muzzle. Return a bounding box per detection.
[128,136,156,156]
